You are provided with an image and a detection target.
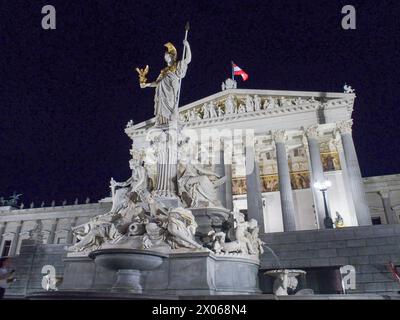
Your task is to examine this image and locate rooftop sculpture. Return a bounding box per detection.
[0,192,22,207]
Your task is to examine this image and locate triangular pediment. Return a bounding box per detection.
[125,88,355,136]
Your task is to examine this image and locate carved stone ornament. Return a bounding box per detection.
[336,119,353,135]
[272,129,288,144]
[305,125,320,140]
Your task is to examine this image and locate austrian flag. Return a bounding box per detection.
[232,62,249,81]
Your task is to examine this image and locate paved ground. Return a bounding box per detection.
[5,291,400,300]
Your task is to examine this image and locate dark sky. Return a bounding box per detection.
[1,0,399,206]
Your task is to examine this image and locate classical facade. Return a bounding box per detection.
[1,87,400,298]
[126,88,371,232]
[1,88,398,257]
[0,89,400,255]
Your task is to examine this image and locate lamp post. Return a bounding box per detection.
[314,180,334,229]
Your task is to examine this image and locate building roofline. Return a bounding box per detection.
[126,88,355,131]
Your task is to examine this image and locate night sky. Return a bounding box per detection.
[1,0,399,206]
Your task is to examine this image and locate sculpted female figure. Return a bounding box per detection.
[109,154,148,214]
[178,162,226,208]
[138,40,192,126]
[165,207,202,249]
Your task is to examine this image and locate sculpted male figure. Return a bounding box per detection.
[67,213,122,252]
[234,211,255,255]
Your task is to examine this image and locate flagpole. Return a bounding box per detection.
[231,61,234,80]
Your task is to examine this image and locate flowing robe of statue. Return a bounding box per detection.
[154,61,188,124]
[137,40,191,125]
[110,157,149,214]
[178,163,226,207]
[165,207,201,249]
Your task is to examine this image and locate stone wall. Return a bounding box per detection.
[260,224,400,295]
[364,174,400,224]
[4,225,400,298]
[0,201,111,256]
[6,240,66,297]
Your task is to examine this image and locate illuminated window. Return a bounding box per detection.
[1,240,12,257]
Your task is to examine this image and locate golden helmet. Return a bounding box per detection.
[164,42,177,60]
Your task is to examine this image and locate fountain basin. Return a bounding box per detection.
[265,269,306,296]
[89,249,167,293]
[265,269,306,277]
[90,248,166,271]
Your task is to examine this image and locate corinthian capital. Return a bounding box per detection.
[305,125,320,139]
[336,119,353,135]
[272,129,287,144]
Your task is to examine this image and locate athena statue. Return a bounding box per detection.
[138,41,192,125]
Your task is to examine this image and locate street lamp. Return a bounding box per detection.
[314,180,334,229]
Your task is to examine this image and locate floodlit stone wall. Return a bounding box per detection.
[260,224,400,295]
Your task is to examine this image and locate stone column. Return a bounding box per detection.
[10,221,22,256]
[273,130,297,231]
[47,219,59,244]
[331,135,357,225]
[223,136,234,211]
[245,135,265,233]
[0,222,6,247]
[213,139,228,208]
[67,217,78,244]
[378,190,399,224]
[337,120,371,225]
[224,164,234,211]
[305,125,327,229]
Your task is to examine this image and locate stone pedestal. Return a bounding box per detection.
[89,249,166,294]
[149,126,179,199]
[60,256,116,292]
[112,270,142,293]
[58,250,261,296]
